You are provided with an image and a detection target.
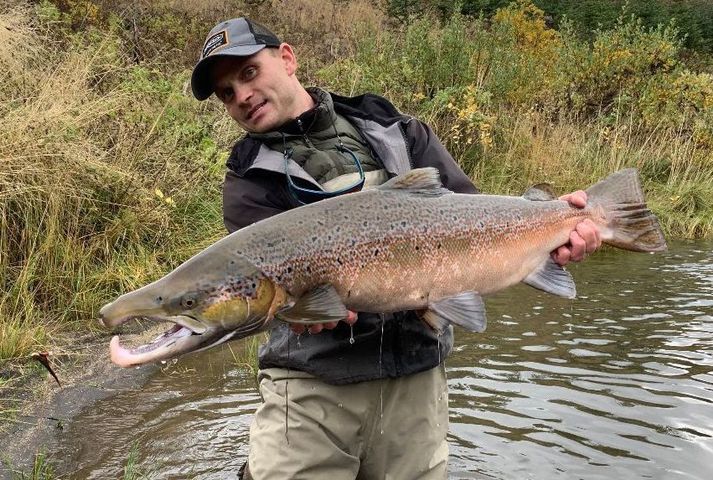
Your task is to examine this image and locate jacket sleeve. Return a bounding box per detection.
[403,118,479,194]
[222,170,289,233]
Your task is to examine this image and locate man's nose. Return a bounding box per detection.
[234,83,253,104]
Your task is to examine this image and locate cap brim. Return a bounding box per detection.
[191,44,268,100]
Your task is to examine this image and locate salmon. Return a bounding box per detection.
[99,168,666,367]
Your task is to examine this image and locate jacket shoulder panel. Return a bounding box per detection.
[331,92,406,125]
[222,169,292,233]
[226,135,261,175]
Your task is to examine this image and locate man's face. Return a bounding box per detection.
[210,45,303,133]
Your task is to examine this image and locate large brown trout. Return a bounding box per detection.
[100,168,666,367]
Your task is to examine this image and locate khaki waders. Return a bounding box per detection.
[243,365,449,480]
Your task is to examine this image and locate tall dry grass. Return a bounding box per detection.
[0,3,229,361]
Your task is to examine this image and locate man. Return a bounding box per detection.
[190,17,600,479]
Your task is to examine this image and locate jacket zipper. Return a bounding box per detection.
[296,118,314,148]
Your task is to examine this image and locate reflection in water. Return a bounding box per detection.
[56,242,712,479]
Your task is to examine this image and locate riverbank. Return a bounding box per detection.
[0,328,162,478]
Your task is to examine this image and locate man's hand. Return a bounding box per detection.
[289,310,358,335]
[552,191,602,266]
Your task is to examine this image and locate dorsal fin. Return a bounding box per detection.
[379,167,448,195]
[523,183,557,201]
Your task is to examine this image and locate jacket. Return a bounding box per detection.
[223,90,479,385]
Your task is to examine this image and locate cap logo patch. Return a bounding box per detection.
[202,30,228,58]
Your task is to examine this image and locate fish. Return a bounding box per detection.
[99,167,667,367]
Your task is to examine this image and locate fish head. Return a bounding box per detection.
[99,250,282,367]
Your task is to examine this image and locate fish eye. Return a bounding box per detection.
[181,295,196,309]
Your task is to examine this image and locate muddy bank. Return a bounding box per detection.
[0,327,164,478]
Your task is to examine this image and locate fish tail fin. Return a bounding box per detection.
[586,169,667,252]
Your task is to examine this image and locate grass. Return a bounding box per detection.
[2,452,54,480]
[122,440,148,480]
[2,442,149,479]
[228,334,266,377]
[0,3,226,363]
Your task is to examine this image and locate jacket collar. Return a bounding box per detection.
[249,87,337,143]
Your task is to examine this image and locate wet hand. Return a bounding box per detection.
[289,310,358,335]
[552,191,602,265]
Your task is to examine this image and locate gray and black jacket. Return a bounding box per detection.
[223,89,478,385]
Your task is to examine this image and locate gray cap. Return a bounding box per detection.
[191,18,281,100]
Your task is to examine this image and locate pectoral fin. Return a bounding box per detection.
[422,292,487,334]
[276,284,348,324]
[523,258,577,298]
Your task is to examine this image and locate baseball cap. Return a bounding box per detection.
[191,17,281,100]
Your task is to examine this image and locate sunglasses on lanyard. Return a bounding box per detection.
[283,139,365,205]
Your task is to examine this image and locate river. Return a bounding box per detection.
[52,240,713,479]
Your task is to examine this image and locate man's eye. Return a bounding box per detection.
[217,87,233,102]
[243,66,257,80]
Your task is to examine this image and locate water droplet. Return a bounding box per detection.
[349,325,355,345]
[436,423,440,427]
[338,403,343,408]
[380,430,384,435]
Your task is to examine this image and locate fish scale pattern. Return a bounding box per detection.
[226,186,589,312]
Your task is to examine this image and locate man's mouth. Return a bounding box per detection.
[246,100,267,120]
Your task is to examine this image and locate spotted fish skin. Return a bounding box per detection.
[99,167,667,367]
[234,186,582,311]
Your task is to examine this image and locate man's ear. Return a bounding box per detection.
[278,43,298,76]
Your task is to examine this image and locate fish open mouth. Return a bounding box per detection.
[107,315,210,368]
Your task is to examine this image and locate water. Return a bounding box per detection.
[54,241,712,479]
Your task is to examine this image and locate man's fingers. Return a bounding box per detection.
[308,324,324,335]
[568,230,587,262]
[290,324,307,335]
[576,219,601,253]
[290,311,359,335]
[560,190,587,208]
[552,246,571,266]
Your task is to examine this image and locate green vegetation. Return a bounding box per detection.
[123,439,149,480]
[3,443,148,479]
[228,334,267,379]
[1,0,712,369]
[10,452,55,480]
[320,1,713,237]
[393,0,713,53]
[0,1,228,362]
